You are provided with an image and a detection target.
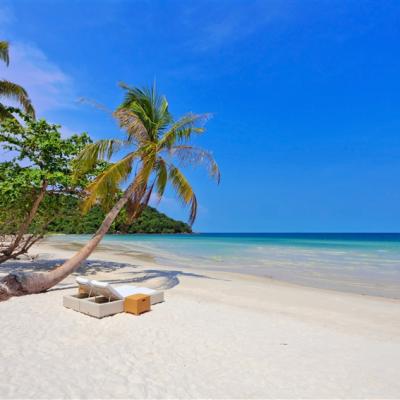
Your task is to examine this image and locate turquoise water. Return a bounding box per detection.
[47,233,400,299]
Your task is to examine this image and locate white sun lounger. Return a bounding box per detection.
[63,277,95,311]
[63,278,165,318]
[76,276,93,296]
[91,280,165,305]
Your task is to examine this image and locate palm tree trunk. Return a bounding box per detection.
[1,180,48,259]
[0,183,134,301]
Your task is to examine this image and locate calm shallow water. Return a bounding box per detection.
[47,233,400,299]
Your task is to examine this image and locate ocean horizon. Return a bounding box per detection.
[46,232,400,300]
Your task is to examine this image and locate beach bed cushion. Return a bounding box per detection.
[91,281,164,305]
[90,280,136,300]
[124,286,164,305]
[76,276,93,295]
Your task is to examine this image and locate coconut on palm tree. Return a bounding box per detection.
[0,40,35,119]
[0,84,219,300]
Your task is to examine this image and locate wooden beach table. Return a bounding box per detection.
[124,294,151,315]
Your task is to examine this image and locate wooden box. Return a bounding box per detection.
[124,294,151,315]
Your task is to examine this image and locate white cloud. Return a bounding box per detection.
[0,2,75,115]
[1,41,75,115]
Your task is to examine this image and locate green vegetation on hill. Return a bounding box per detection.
[47,198,192,234]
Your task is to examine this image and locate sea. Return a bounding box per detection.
[47,233,400,299]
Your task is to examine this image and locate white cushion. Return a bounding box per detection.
[90,281,164,304]
[91,280,118,299]
[91,281,139,300]
[113,285,141,298]
[129,287,155,295]
[76,277,93,295]
[91,280,108,288]
[114,286,164,305]
[76,277,90,285]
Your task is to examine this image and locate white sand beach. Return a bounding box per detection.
[1,241,400,399]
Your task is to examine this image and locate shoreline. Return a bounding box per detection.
[38,236,400,301]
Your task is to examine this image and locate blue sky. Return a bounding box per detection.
[1,0,400,232]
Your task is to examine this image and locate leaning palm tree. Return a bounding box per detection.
[0,84,220,300]
[0,40,35,119]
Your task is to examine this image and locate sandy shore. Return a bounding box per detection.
[1,241,400,399]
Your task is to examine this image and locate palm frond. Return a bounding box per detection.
[81,152,136,213]
[141,181,154,208]
[126,181,154,222]
[0,80,35,117]
[119,83,157,137]
[154,158,168,201]
[159,113,210,149]
[168,163,198,225]
[126,183,146,222]
[123,155,156,221]
[0,103,13,120]
[73,139,125,177]
[134,154,156,187]
[171,145,221,183]
[154,95,171,134]
[114,108,149,144]
[0,41,9,66]
[118,82,172,141]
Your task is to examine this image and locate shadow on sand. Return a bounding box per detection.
[0,258,227,291]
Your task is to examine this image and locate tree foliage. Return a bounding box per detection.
[47,198,192,234]
[75,83,220,226]
[0,108,92,186]
[0,40,35,119]
[0,109,93,261]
